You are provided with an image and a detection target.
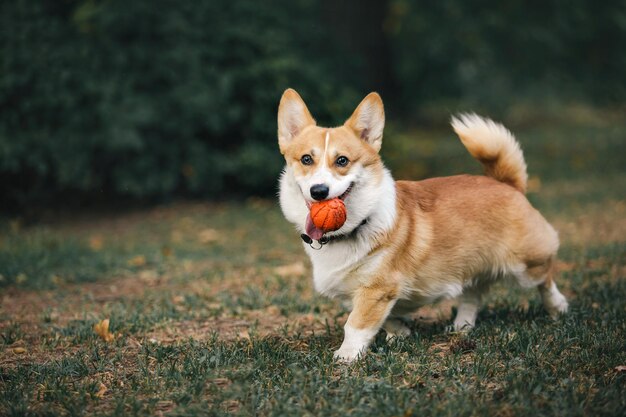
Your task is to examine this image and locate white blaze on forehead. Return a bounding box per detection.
[321,130,330,168]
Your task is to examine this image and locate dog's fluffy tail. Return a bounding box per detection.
[451,113,528,193]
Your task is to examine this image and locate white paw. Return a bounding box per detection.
[334,324,377,363]
[545,293,569,318]
[333,346,364,363]
[446,321,475,334]
[451,321,475,333]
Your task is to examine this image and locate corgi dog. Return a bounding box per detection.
[277,89,568,362]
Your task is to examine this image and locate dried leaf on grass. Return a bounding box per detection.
[127,255,147,267]
[615,365,626,373]
[12,347,26,354]
[94,319,115,342]
[161,246,173,257]
[95,383,108,398]
[89,235,104,251]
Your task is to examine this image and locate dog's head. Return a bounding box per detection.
[277,89,388,239]
[277,89,385,205]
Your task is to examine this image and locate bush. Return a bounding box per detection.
[2,0,624,208]
[0,0,363,208]
[387,0,626,117]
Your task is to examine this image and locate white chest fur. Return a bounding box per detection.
[306,235,385,298]
[279,165,397,300]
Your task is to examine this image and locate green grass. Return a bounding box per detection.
[1,119,625,416]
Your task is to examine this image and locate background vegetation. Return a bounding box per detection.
[1,0,625,209]
[1,1,625,415]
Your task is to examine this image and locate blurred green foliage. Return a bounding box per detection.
[0,0,361,208]
[387,0,626,116]
[0,0,624,208]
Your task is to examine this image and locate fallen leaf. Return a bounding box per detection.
[615,365,626,373]
[128,255,146,267]
[238,330,251,340]
[94,319,115,342]
[12,347,26,354]
[89,235,104,251]
[273,262,306,277]
[198,228,220,244]
[95,383,108,398]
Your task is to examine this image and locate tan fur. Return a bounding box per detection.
[452,114,528,193]
[282,126,382,178]
[277,90,567,361]
[347,282,399,329]
[343,175,559,330]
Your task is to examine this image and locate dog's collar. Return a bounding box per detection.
[300,218,368,250]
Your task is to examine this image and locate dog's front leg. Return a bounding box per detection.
[334,285,398,363]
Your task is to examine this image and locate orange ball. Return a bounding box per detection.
[310,198,347,232]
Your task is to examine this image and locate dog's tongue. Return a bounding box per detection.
[305,213,324,241]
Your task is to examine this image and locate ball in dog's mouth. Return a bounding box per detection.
[304,183,353,240]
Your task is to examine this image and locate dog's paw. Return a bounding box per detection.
[545,293,569,319]
[445,322,475,334]
[451,321,475,333]
[540,282,569,319]
[333,346,364,363]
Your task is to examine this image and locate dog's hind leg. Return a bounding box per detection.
[536,261,568,318]
[539,279,568,317]
[515,257,568,318]
[452,285,485,332]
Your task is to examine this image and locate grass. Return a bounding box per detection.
[1,118,625,416]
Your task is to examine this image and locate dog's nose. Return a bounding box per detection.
[310,184,329,201]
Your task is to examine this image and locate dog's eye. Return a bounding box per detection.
[300,154,314,165]
[336,156,349,167]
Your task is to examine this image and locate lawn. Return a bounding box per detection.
[1,118,625,416]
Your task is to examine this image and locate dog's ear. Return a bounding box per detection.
[277,89,316,153]
[344,92,385,152]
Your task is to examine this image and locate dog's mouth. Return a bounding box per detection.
[339,183,354,200]
[304,182,354,241]
[304,182,354,209]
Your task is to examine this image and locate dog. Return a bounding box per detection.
[277,88,568,362]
